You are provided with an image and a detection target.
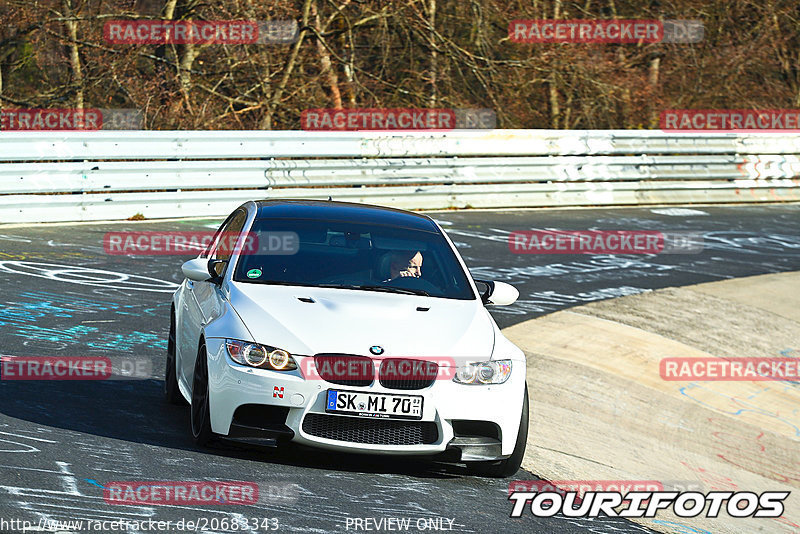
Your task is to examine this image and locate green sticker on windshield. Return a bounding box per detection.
[246,268,262,279]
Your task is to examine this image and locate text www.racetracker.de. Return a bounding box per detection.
[0,516,281,532]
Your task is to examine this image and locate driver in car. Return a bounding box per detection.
[387,250,423,281]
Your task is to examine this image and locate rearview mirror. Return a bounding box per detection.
[474,279,519,306]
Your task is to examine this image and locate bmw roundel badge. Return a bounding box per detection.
[369,345,384,355]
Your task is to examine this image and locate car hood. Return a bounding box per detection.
[227,282,494,358]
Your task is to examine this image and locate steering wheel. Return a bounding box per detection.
[384,276,440,294]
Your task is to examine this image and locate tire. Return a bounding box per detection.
[467,383,529,478]
[164,308,185,405]
[190,341,215,446]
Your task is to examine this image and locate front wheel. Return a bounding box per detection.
[164,309,185,405]
[467,383,529,478]
[190,342,215,446]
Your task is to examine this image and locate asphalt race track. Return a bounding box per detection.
[1,204,799,534]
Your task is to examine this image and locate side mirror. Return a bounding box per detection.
[474,279,519,306]
[181,258,211,282]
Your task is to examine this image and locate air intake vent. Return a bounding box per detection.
[302,413,438,445]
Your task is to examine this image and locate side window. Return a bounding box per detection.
[208,209,248,276]
[201,213,234,259]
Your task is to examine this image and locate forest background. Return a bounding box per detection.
[1,0,797,130]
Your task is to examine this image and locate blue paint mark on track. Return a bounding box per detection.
[0,290,168,351]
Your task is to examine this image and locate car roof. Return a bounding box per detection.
[253,200,439,232]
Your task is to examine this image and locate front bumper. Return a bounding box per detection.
[204,338,526,458]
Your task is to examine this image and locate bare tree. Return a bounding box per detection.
[0,0,796,130]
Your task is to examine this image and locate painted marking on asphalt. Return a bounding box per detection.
[650,208,709,216]
[0,261,178,293]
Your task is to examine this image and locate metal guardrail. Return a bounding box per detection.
[1,130,799,223]
[5,130,800,160]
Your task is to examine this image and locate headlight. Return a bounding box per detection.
[453,360,512,385]
[225,339,297,371]
[268,349,291,370]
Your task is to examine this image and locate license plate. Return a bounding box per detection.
[325,390,423,420]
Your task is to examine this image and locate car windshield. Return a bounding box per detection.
[233,218,475,300]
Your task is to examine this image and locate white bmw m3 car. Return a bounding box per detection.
[166,200,528,477]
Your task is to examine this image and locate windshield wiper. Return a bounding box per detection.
[354,284,430,296]
[244,279,307,287]
[317,283,429,296]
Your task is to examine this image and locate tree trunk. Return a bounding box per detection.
[621,87,631,128]
[340,31,356,107]
[549,79,560,129]
[549,0,563,128]
[177,43,197,100]
[259,0,313,129]
[648,57,661,127]
[62,0,84,109]
[311,0,342,109]
[428,0,437,109]
[162,0,177,19]
[649,57,660,87]
[608,0,618,18]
